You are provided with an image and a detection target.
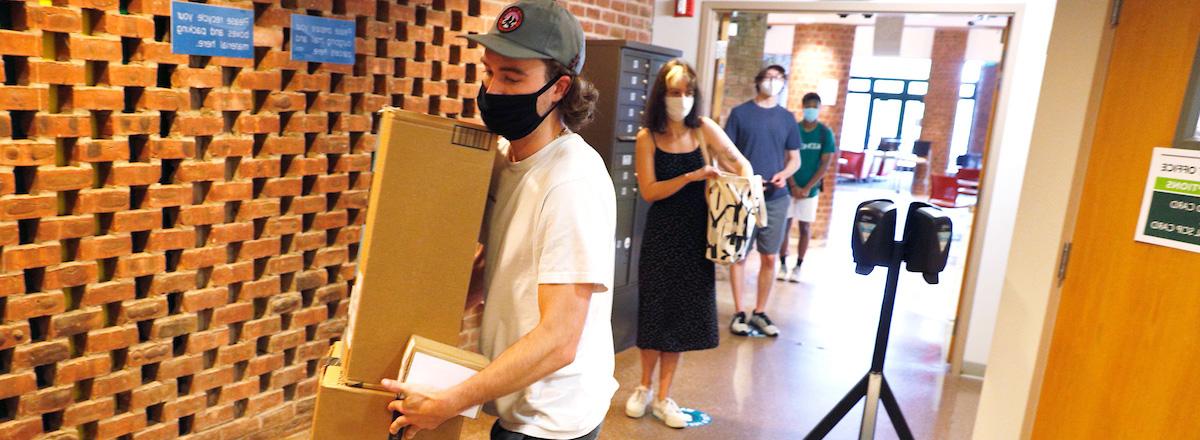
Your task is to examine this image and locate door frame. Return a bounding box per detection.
[695,0,1023,377]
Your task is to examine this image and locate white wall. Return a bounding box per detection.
[651,0,703,64]
[764,24,795,55]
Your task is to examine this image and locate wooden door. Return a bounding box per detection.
[1034,1,1200,437]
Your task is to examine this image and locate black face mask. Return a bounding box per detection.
[477,76,564,141]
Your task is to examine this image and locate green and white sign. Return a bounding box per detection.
[1135,147,1200,252]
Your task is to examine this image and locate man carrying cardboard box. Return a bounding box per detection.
[380,1,617,439]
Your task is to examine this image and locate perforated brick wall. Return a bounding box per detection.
[0,1,652,439]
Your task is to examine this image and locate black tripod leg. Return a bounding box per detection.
[880,378,915,440]
[804,375,870,440]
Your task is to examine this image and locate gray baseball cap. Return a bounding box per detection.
[462,0,586,74]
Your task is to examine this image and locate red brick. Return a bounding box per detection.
[29,60,88,85]
[215,339,254,364]
[55,353,112,384]
[245,389,284,417]
[71,87,125,111]
[110,209,161,232]
[239,237,280,260]
[96,410,147,439]
[262,177,302,197]
[264,254,302,276]
[3,241,62,271]
[203,90,254,112]
[192,365,234,393]
[262,91,305,113]
[235,114,280,134]
[174,159,223,183]
[313,174,350,193]
[75,139,130,162]
[262,135,305,156]
[264,215,301,236]
[240,276,279,300]
[44,261,99,290]
[91,369,138,398]
[179,246,224,270]
[68,34,122,61]
[31,166,92,192]
[0,30,42,57]
[84,324,137,353]
[207,137,254,157]
[150,314,198,339]
[134,41,188,65]
[107,113,160,136]
[293,231,325,251]
[173,114,223,136]
[183,327,227,354]
[332,225,362,244]
[103,64,158,87]
[235,199,279,222]
[32,112,92,137]
[145,228,194,252]
[0,321,31,352]
[0,141,56,166]
[178,204,224,226]
[210,261,253,286]
[205,181,252,203]
[0,221,17,246]
[236,158,281,179]
[161,391,205,419]
[171,67,222,89]
[95,12,156,38]
[233,71,282,90]
[34,215,92,242]
[313,135,351,154]
[126,339,171,368]
[0,371,37,400]
[0,86,50,110]
[12,340,70,369]
[258,49,305,72]
[295,269,326,291]
[75,188,130,214]
[282,114,326,133]
[218,378,259,404]
[144,183,191,208]
[296,339,330,362]
[77,234,132,261]
[114,252,165,278]
[29,6,83,33]
[146,137,196,159]
[131,420,178,440]
[313,246,348,267]
[208,55,253,69]
[314,318,346,340]
[137,88,190,111]
[81,280,135,307]
[0,418,43,439]
[291,306,327,328]
[181,287,227,312]
[209,222,253,245]
[268,363,306,389]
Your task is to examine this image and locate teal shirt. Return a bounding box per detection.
[792,122,837,197]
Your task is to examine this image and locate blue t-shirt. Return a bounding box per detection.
[724,101,802,200]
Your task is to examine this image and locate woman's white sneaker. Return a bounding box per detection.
[652,398,689,429]
[625,385,653,418]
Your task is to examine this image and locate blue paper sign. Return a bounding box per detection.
[290,14,356,65]
[170,1,253,58]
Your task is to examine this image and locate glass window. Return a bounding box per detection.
[949,99,977,172]
[840,93,871,151]
[959,84,976,98]
[900,100,925,153]
[848,78,872,93]
[960,60,984,84]
[874,80,905,94]
[868,98,902,151]
[907,81,928,96]
[850,56,931,80]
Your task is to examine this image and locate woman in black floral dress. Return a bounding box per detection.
[622,60,752,428]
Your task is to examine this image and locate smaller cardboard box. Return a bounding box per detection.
[398,336,491,418]
[313,340,488,440]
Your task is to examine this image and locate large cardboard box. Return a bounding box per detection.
[313,342,469,440]
[343,109,497,388]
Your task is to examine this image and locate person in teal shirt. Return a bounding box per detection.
[779,92,837,283]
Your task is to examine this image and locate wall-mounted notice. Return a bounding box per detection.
[170,1,253,58]
[291,14,356,65]
[1135,147,1200,252]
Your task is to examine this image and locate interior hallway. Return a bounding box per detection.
[463,182,981,439]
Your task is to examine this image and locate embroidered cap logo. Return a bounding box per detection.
[498,6,524,33]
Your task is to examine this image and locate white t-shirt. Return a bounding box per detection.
[479,133,618,439]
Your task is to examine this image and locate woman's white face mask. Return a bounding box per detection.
[666,96,695,122]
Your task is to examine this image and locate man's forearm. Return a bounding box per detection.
[444,324,572,413]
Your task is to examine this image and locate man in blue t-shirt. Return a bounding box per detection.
[722,65,801,338]
[779,92,838,283]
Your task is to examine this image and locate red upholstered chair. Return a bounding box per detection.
[930,174,973,208]
[837,150,870,182]
[955,167,981,196]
